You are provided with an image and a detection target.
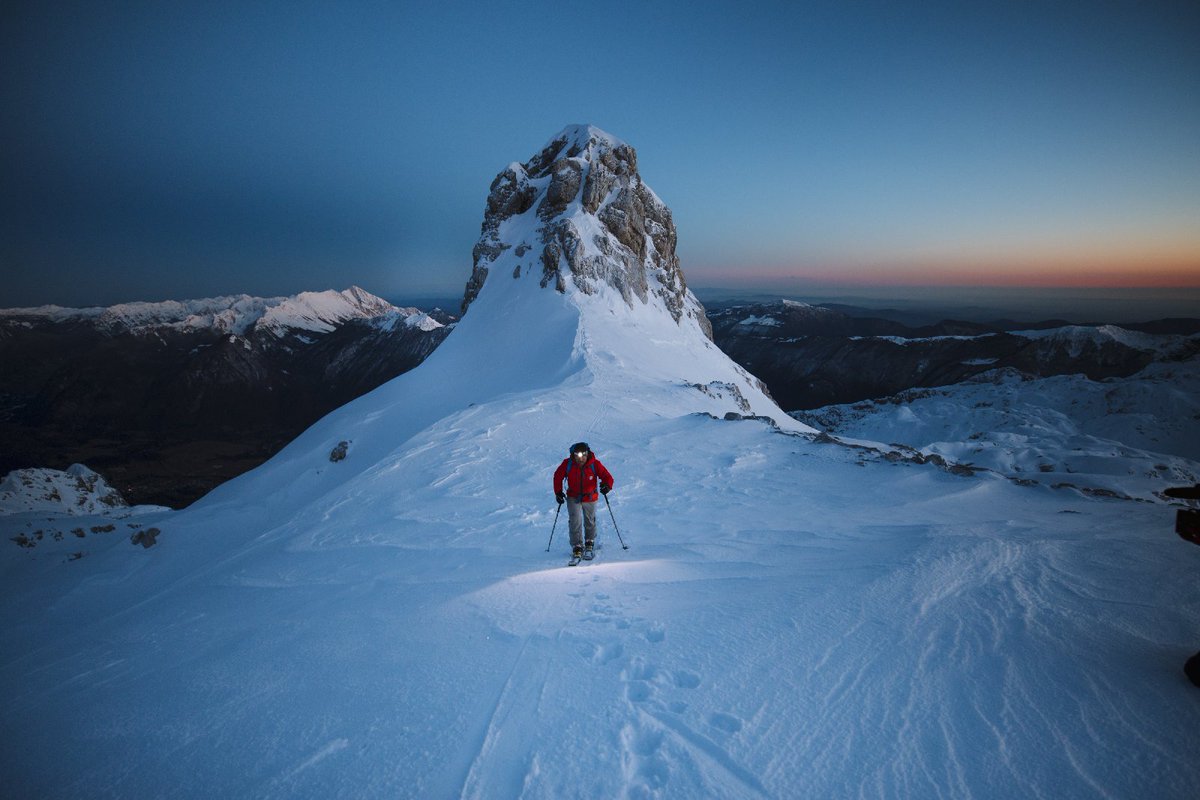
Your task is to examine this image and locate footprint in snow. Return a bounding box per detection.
[626,681,653,702]
[596,642,624,665]
[620,724,670,793]
[708,712,743,734]
[672,670,701,690]
[627,660,661,682]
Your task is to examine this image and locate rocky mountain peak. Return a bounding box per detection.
[461,125,711,339]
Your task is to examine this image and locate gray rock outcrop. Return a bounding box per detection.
[461,125,711,339]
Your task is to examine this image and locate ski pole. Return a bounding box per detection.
[603,493,629,550]
[545,502,562,551]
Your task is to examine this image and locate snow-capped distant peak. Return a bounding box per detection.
[1,287,406,337]
[256,287,398,335]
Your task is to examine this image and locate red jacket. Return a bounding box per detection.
[554,453,614,503]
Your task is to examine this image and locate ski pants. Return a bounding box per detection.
[566,497,597,548]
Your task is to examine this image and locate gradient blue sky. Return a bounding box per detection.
[3,0,1198,308]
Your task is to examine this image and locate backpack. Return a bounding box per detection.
[564,446,600,501]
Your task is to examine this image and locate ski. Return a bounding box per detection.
[567,543,599,566]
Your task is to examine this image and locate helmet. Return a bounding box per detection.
[569,442,590,456]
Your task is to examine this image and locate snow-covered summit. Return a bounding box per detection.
[1,286,410,337]
[543,123,630,158]
[255,286,399,335]
[462,123,709,338]
[453,126,803,427]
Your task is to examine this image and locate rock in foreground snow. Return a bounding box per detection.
[0,464,129,516]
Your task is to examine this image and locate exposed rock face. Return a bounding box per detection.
[462,125,711,339]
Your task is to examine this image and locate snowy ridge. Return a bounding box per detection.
[1,286,412,337]
[368,307,444,333]
[796,362,1200,501]
[850,333,996,344]
[1012,324,1194,356]
[0,304,108,321]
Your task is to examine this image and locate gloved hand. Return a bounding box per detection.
[556,492,565,505]
[600,483,611,495]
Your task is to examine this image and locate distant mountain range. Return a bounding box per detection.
[0,287,453,507]
[4,286,1198,511]
[708,299,1200,410]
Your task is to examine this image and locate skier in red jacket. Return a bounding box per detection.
[553,442,614,560]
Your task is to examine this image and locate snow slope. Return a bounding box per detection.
[3,128,1199,798]
[796,363,1200,503]
[3,381,1196,798]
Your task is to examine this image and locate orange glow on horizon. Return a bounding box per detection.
[691,255,1200,289]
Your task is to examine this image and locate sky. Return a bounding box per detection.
[2,0,1198,310]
